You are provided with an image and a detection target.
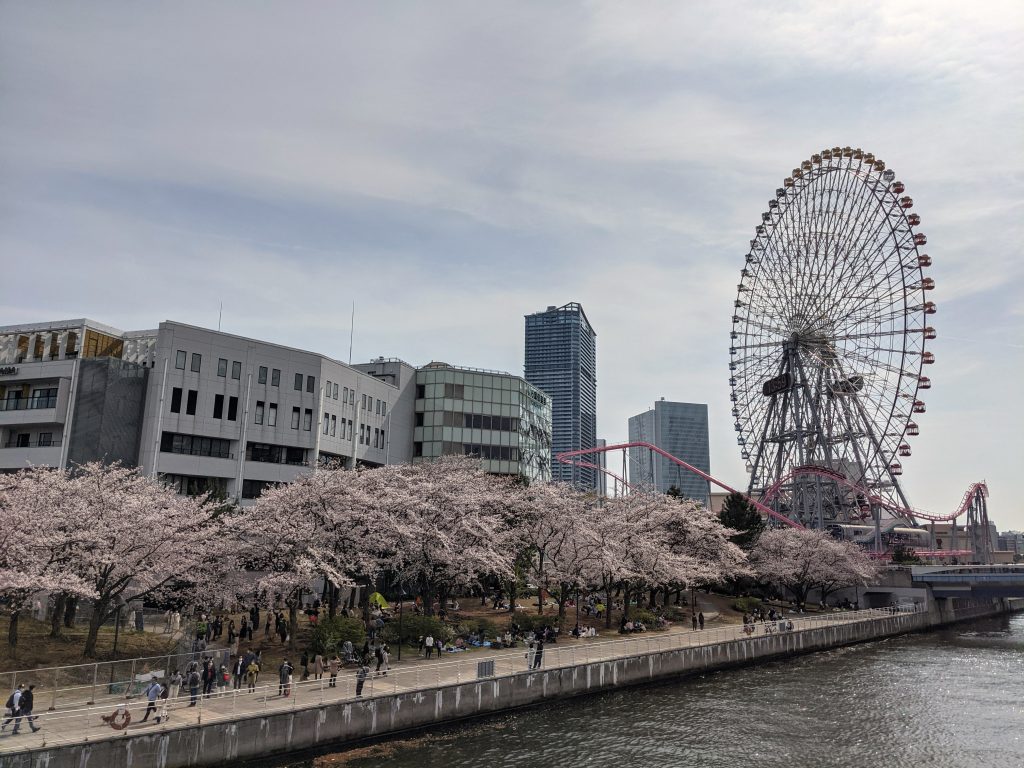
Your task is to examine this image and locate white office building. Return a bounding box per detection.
[0,319,414,503]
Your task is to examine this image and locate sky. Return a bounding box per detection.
[1,2,1022,526]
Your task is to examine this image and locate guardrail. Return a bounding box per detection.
[0,606,923,751]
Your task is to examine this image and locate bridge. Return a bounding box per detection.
[911,565,1024,598]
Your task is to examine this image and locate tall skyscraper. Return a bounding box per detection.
[628,399,711,506]
[524,302,597,488]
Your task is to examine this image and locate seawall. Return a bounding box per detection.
[1,599,1015,768]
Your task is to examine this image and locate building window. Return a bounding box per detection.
[294,373,303,391]
[331,415,337,436]
[175,350,187,370]
[306,375,315,393]
[303,408,312,431]
[185,390,198,415]
[38,432,53,447]
[322,414,330,435]
[228,396,238,421]
[347,419,353,439]
[217,358,228,377]
[190,353,202,373]
[271,368,281,386]
[213,393,224,419]
[326,380,332,398]
[268,403,277,427]
[415,412,424,427]
[382,401,387,417]
[161,432,232,459]
[343,387,349,403]
[381,430,386,450]
[246,442,283,463]
[333,383,339,400]
[231,361,242,380]
[413,442,423,457]
[170,387,182,413]
[291,406,300,429]
[375,399,380,415]
[362,394,367,410]
[258,366,268,384]
[242,479,274,500]
[255,401,265,425]
[416,384,425,398]
[374,428,380,448]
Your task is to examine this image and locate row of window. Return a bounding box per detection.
[160,431,232,459]
[413,441,520,462]
[245,442,307,465]
[416,411,521,431]
[5,432,55,448]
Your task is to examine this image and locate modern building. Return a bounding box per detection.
[524,302,597,488]
[628,399,711,506]
[0,319,414,503]
[412,362,552,482]
[0,319,156,472]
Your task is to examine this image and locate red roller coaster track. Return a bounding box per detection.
[556,441,987,527]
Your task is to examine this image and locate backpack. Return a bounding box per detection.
[4,692,14,710]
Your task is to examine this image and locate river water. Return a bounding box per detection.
[260,613,1024,768]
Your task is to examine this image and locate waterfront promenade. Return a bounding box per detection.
[0,607,914,758]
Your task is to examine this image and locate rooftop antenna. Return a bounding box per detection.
[348,301,355,365]
[218,302,223,332]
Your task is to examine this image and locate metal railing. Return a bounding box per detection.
[2,439,62,449]
[0,396,57,411]
[0,606,924,751]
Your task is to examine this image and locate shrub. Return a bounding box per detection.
[382,615,448,646]
[661,605,689,622]
[510,613,556,633]
[625,608,666,631]
[456,617,500,639]
[732,596,763,613]
[310,617,366,656]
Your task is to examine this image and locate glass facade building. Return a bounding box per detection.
[412,363,552,482]
[524,303,597,488]
[628,400,711,506]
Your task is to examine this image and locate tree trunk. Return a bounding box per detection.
[7,609,19,649]
[288,602,299,651]
[648,587,658,609]
[603,579,613,630]
[327,581,338,620]
[536,551,545,615]
[622,585,631,621]
[64,597,78,628]
[83,599,111,658]
[674,588,682,605]
[50,594,67,638]
[556,582,572,633]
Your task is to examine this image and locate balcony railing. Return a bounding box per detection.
[3,438,62,448]
[0,396,57,411]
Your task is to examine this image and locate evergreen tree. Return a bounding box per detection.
[718,492,765,549]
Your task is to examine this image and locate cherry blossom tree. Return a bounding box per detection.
[0,469,94,650]
[750,527,876,609]
[62,463,231,657]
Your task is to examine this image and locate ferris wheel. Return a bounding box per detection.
[729,146,935,527]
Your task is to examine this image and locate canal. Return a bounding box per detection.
[258,612,1024,768]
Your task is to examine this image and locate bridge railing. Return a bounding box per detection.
[0,605,925,750]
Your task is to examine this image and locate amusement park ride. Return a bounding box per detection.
[558,147,991,563]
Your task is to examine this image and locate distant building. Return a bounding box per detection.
[411,362,552,483]
[524,302,597,488]
[595,438,608,497]
[628,399,711,506]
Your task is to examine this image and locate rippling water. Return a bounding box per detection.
[258,613,1024,768]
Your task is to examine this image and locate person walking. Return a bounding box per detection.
[691,613,698,631]
[300,651,310,681]
[187,667,201,707]
[379,645,390,677]
[424,634,434,659]
[140,677,163,722]
[328,655,340,688]
[532,640,544,669]
[698,612,705,630]
[233,655,245,690]
[374,644,384,674]
[1,684,24,733]
[355,662,369,697]
[525,640,536,670]
[245,659,260,693]
[314,653,325,681]
[278,660,294,696]
[16,685,39,733]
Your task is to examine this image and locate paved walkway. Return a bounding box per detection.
[0,608,905,753]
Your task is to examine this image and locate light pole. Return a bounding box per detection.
[396,587,407,661]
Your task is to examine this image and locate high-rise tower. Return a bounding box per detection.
[628,400,711,506]
[524,302,597,487]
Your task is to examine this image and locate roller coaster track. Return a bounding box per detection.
[556,442,987,529]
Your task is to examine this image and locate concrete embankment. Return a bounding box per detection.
[1,599,1016,768]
